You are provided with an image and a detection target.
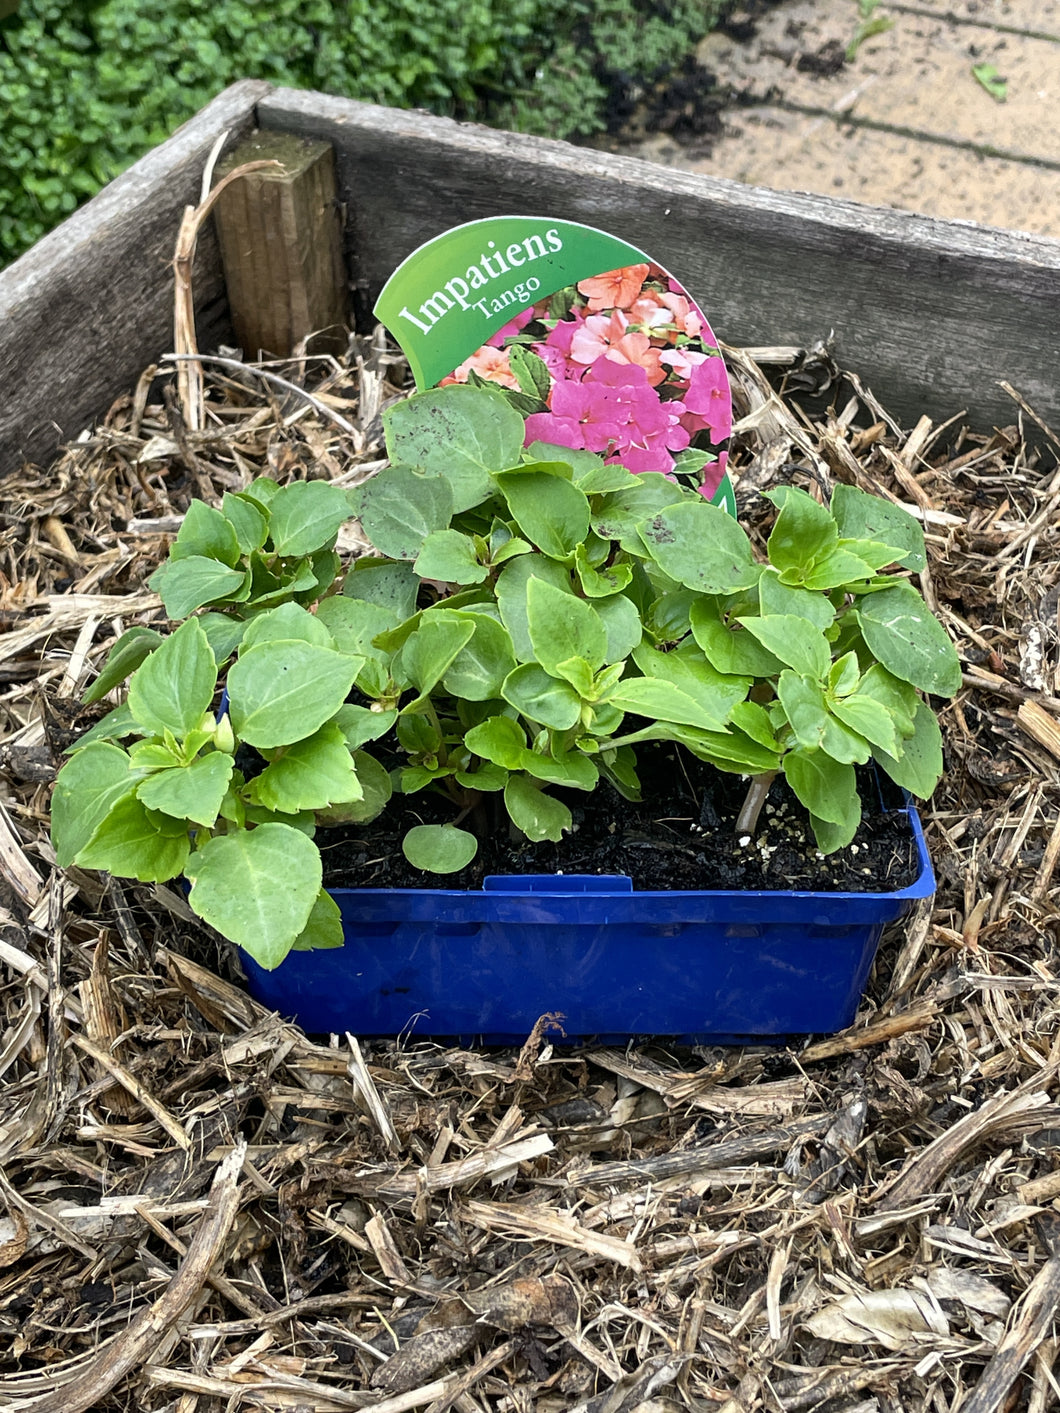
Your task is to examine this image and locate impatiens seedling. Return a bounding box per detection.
[51,378,959,973]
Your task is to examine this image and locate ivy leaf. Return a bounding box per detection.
[402,824,479,874]
[127,618,216,739]
[135,751,234,827]
[227,640,361,748]
[413,529,487,585]
[170,499,241,566]
[149,556,247,618]
[289,889,345,951]
[355,463,454,559]
[857,582,962,695]
[384,383,524,511]
[504,775,571,843]
[637,501,760,594]
[267,480,352,556]
[51,742,140,867]
[77,795,190,881]
[248,723,362,813]
[187,823,321,969]
[81,626,163,705]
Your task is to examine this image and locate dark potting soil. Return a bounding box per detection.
[319,743,921,895]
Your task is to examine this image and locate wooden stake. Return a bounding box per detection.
[213,130,347,359]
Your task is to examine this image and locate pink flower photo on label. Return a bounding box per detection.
[439,263,732,497]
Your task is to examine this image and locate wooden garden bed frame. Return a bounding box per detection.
[3,78,1060,474]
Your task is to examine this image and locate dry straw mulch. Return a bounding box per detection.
[0,311,1059,1413]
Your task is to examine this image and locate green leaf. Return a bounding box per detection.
[509,345,552,401]
[729,700,780,750]
[198,614,246,664]
[402,823,478,874]
[784,750,860,829]
[631,641,750,722]
[504,775,571,843]
[170,499,241,567]
[857,582,962,695]
[400,615,476,699]
[758,571,835,629]
[689,597,784,675]
[77,795,190,881]
[241,476,281,510]
[637,502,761,594]
[526,576,608,675]
[241,602,335,653]
[776,671,830,750]
[525,440,606,482]
[67,703,140,750]
[873,700,944,798]
[135,751,234,826]
[502,663,582,729]
[829,651,861,698]
[81,627,163,704]
[494,468,591,561]
[384,383,524,512]
[520,749,598,791]
[972,61,1007,102]
[858,664,918,738]
[413,529,487,584]
[830,484,926,573]
[51,742,140,867]
[830,692,901,756]
[149,556,247,618]
[592,592,642,664]
[465,715,527,768]
[127,619,216,739]
[764,486,837,573]
[187,823,321,969]
[554,656,596,697]
[836,538,909,571]
[496,555,574,662]
[268,480,351,556]
[591,473,688,550]
[221,491,269,554]
[342,559,419,620]
[228,641,360,748]
[573,543,633,599]
[800,547,877,591]
[607,676,730,733]
[356,463,454,560]
[289,889,345,951]
[334,703,398,748]
[738,615,831,680]
[442,613,517,700]
[809,811,860,853]
[317,750,393,825]
[249,723,362,813]
[574,461,638,495]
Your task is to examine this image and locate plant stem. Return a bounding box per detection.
[736,771,778,838]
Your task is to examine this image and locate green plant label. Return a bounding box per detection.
[374,216,735,513]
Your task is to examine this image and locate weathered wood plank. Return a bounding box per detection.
[258,88,1060,433]
[214,130,347,358]
[0,79,272,475]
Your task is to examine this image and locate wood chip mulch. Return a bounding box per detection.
[0,318,1059,1413]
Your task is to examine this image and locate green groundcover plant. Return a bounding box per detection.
[50,379,960,972]
[0,0,721,266]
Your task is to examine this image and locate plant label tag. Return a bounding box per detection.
[374,216,734,512]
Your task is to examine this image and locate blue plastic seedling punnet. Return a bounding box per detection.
[241,799,935,1045]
